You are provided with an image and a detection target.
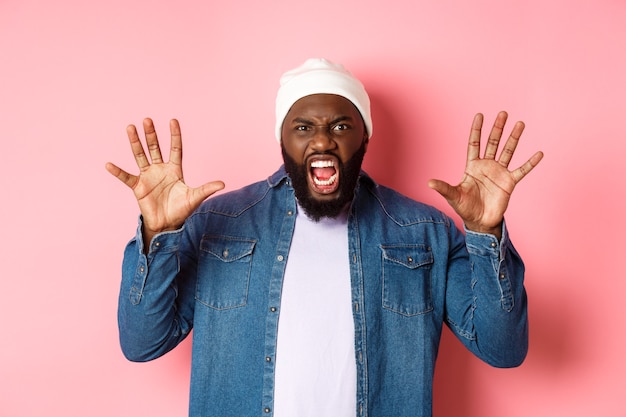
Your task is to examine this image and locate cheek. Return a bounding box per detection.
[339,140,366,163]
[281,138,306,164]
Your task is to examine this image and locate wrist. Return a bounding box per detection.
[464,221,503,240]
[139,218,182,254]
[141,216,182,236]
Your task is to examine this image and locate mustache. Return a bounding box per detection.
[306,151,340,160]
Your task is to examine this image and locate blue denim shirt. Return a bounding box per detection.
[118,167,528,417]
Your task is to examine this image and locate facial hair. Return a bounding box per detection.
[281,141,366,222]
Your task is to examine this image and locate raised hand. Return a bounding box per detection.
[105,118,225,244]
[428,112,543,239]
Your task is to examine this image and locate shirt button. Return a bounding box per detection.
[490,242,497,248]
[277,255,284,262]
[499,273,506,280]
[270,306,277,313]
[287,210,293,216]
[222,250,229,258]
[407,256,413,263]
[264,407,271,413]
[266,356,272,362]
[139,266,145,273]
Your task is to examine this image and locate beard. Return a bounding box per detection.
[281,141,366,222]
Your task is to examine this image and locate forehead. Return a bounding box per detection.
[286,94,361,120]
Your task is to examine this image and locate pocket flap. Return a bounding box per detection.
[200,236,256,262]
[381,245,433,269]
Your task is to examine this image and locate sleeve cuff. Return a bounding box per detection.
[135,215,185,255]
[464,220,510,259]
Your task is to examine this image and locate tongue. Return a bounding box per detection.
[312,166,336,180]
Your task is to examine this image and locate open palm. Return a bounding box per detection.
[106,118,225,240]
[428,112,543,237]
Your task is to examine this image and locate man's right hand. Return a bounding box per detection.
[105,118,225,247]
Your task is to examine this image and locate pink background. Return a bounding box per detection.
[1,0,625,416]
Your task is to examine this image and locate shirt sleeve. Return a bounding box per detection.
[117,216,196,362]
[444,220,529,367]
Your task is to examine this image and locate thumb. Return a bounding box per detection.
[190,180,226,206]
[428,179,458,202]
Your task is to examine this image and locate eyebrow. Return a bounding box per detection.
[290,116,354,125]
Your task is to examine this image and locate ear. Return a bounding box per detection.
[363,133,369,152]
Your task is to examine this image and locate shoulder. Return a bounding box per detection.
[195,168,288,217]
[356,173,451,227]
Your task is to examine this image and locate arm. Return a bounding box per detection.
[430,112,542,366]
[106,118,224,360]
[117,222,194,361]
[445,221,528,367]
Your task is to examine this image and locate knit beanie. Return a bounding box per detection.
[275,58,373,142]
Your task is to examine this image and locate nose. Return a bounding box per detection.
[309,126,337,151]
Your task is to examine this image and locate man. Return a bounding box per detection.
[106,58,543,417]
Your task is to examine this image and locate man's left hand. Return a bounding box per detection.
[428,111,544,240]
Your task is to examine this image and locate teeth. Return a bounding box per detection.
[313,173,337,186]
[311,160,335,168]
[310,159,337,186]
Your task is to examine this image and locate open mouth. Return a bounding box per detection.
[309,158,339,195]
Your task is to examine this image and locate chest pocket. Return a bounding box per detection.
[196,235,256,310]
[381,245,434,316]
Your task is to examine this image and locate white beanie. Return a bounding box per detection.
[275,58,373,142]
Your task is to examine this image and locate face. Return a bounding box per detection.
[281,94,369,221]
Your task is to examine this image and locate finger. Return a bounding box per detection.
[428,179,459,203]
[511,151,544,183]
[143,118,164,164]
[105,162,139,189]
[169,119,183,166]
[467,113,484,163]
[484,111,508,160]
[498,121,525,168]
[126,124,150,170]
[190,180,226,206]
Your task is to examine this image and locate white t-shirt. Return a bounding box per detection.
[273,206,356,417]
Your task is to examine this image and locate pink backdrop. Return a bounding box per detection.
[2,0,625,416]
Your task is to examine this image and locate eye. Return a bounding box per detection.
[332,123,350,132]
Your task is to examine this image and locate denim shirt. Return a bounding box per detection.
[118,167,528,417]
